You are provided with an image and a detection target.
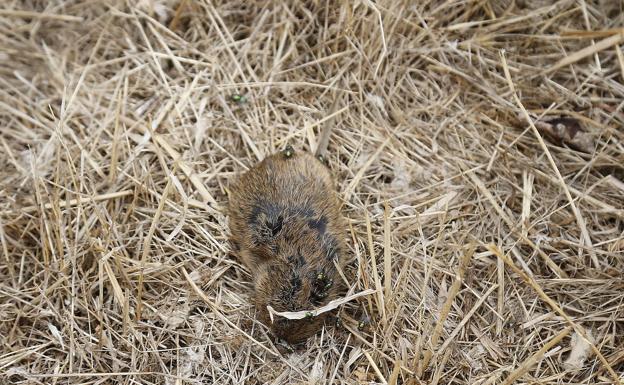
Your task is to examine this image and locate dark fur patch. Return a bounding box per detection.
[310,294,324,306]
[293,206,316,219]
[249,201,320,248]
[279,271,303,303]
[250,201,316,227]
[249,201,282,226]
[268,215,283,236]
[287,253,305,268]
[290,275,302,293]
[307,216,327,236]
[249,202,285,246]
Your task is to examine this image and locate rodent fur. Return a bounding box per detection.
[227,148,347,344]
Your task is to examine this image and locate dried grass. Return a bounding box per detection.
[1,1,624,384]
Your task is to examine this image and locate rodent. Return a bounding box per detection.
[227,112,346,344]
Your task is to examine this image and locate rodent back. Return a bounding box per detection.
[228,151,344,270]
[227,149,347,342]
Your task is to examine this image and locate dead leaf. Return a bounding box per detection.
[518,113,595,153]
[48,323,64,349]
[267,289,376,321]
[563,329,595,370]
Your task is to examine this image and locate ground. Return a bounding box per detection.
[1,1,623,384]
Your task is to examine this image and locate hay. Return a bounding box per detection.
[1,1,623,384]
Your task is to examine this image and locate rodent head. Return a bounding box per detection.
[251,231,342,344]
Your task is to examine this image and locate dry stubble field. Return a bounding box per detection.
[1,1,624,384]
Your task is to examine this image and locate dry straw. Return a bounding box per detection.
[1,1,623,384]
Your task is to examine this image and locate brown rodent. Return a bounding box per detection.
[227,138,347,344]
